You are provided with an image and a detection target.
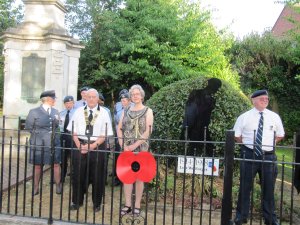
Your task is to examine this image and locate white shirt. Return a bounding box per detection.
[67,105,113,141]
[42,104,51,114]
[233,108,285,151]
[59,107,75,132]
[74,99,86,109]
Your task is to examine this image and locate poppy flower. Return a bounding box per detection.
[116,151,156,184]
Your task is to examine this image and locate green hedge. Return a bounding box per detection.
[146,76,251,155]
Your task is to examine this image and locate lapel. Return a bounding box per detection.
[39,105,48,115]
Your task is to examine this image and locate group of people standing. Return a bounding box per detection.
[25,84,153,214]
[25,85,285,223]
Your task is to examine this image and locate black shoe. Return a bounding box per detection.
[133,208,141,217]
[94,205,101,212]
[121,206,132,216]
[70,203,82,210]
[234,217,247,225]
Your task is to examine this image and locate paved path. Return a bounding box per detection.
[1,139,33,192]
[0,214,89,225]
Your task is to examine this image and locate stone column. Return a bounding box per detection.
[0,0,84,129]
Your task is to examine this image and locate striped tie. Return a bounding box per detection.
[255,112,264,156]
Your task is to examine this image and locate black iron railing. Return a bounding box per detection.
[0,116,299,225]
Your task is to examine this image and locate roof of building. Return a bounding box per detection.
[272,4,300,37]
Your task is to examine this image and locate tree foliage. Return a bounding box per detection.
[0,0,23,106]
[0,0,22,32]
[228,32,300,139]
[66,0,239,100]
[65,0,123,42]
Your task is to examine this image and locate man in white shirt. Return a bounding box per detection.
[67,88,113,212]
[233,90,284,225]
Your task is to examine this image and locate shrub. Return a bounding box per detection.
[278,104,300,143]
[146,76,251,156]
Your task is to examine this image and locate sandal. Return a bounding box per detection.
[121,206,132,216]
[133,208,141,216]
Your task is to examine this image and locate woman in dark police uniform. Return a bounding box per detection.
[25,90,62,195]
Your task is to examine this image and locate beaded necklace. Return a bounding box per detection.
[84,105,100,126]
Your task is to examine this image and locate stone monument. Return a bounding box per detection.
[1,0,84,129]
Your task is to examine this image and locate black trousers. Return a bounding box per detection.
[236,145,278,224]
[61,132,72,181]
[112,139,121,180]
[71,143,106,207]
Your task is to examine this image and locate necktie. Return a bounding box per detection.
[88,110,93,122]
[86,110,94,136]
[64,110,70,132]
[255,112,264,156]
[47,108,50,115]
[83,102,86,106]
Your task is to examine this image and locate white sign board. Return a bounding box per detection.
[177,156,219,176]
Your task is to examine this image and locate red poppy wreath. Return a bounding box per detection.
[116,151,157,184]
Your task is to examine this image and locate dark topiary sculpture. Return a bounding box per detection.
[146,76,251,156]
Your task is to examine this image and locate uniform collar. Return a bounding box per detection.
[85,104,100,112]
[42,104,51,113]
[253,107,268,115]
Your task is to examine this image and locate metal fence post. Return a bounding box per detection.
[292,131,300,224]
[0,116,6,213]
[48,126,55,225]
[221,130,235,225]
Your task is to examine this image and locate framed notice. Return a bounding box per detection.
[177,156,219,176]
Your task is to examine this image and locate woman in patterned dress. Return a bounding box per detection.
[117,84,154,216]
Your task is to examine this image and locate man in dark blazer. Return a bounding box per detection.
[25,90,62,195]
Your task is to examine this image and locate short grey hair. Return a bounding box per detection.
[86,88,99,97]
[129,84,145,99]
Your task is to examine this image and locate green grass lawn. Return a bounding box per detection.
[276,147,295,183]
[277,148,294,162]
